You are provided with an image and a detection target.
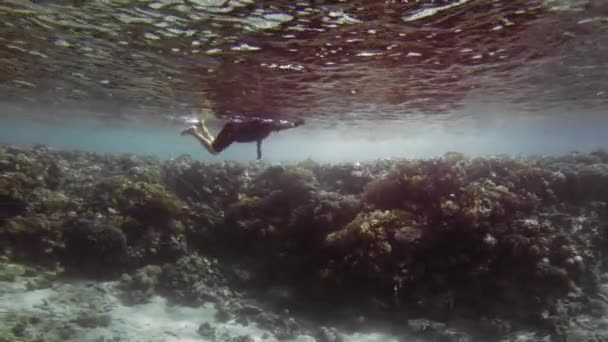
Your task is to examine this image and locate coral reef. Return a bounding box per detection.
[63,218,128,277]
[2,143,608,341]
[156,253,228,306]
[116,264,162,305]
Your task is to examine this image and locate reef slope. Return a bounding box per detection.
[2,144,608,341]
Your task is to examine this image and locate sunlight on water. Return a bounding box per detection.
[402,0,472,22]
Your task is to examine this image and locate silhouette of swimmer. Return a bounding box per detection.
[181,116,305,160]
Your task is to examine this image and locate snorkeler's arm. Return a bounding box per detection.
[269,118,305,132]
[256,139,262,160]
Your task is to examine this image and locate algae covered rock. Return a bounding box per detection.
[157,253,228,306]
[223,165,322,243]
[0,173,34,220]
[77,177,190,267]
[252,165,319,195]
[115,179,184,225]
[288,191,362,241]
[0,214,65,263]
[322,209,422,289]
[117,264,162,305]
[63,218,128,277]
[162,155,244,208]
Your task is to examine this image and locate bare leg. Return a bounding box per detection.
[181,126,219,155]
[196,120,215,141]
[196,108,215,140]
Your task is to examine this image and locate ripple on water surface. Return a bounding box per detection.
[0,0,607,124]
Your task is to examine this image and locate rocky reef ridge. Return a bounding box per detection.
[2,144,608,341]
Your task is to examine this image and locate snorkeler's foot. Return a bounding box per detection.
[180,126,198,136]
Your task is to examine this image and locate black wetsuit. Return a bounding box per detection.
[211,116,304,159]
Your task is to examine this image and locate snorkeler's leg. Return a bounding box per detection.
[197,106,214,122]
[196,119,215,141]
[181,127,219,155]
[196,107,216,140]
[210,124,235,153]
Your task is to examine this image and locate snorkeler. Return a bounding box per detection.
[180,110,305,160]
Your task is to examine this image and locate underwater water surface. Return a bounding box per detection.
[2,1,608,342]
[1,0,607,126]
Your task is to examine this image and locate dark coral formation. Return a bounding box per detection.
[156,253,228,306]
[2,143,608,340]
[63,218,127,277]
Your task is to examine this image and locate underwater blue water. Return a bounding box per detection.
[2,105,608,162]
